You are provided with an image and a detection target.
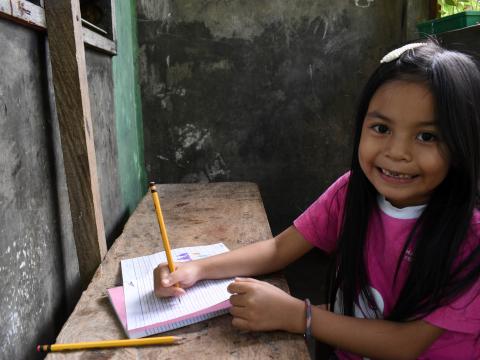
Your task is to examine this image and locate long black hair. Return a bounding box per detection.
[327,40,480,321]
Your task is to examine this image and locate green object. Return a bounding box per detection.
[437,0,480,17]
[112,0,147,214]
[417,11,480,35]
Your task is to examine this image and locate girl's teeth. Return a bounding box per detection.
[381,168,414,179]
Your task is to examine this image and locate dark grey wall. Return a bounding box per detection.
[0,18,122,360]
[137,0,428,301]
[137,0,423,234]
[86,51,125,246]
[0,20,65,360]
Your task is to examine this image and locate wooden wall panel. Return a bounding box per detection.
[44,0,106,287]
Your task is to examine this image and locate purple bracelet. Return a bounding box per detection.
[304,298,312,341]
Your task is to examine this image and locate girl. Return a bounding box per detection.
[154,40,480,359]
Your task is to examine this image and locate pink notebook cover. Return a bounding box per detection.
[108,286,231,338]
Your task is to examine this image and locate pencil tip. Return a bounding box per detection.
[174,336,185,344]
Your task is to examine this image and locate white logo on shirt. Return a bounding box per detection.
[335,286,385,360]
[404,248,414,262]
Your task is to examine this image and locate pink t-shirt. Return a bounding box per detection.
[294,172,480,359]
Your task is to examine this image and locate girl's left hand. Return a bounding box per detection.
[227,277,304,333]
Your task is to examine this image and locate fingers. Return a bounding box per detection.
[234,277,261,283]
[227,282,242,294]
[153,263,185,297]
[154,264,170,281]
[231,316,250,331]
[154,263,181,284]
[156,286,185,297]
[227,277,259,294]
[154,279,181,297]
[229,304,245,317]
[229,293,246,307]
[229,305,251,331]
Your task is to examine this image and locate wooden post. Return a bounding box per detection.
[430,0,439,19]
[44,0,107,287]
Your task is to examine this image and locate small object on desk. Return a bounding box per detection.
[36,335,182,352]
[110,243,234,338]
[149,182,178,287]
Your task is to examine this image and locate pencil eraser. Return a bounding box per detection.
[36,345,40,352]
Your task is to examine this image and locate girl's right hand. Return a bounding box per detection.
[153,261,201,298]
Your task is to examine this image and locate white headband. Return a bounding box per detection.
[380,43,426,64]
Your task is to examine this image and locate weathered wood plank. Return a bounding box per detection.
[46,182,309,359]
[109,0,116,47]
[83,26,116,55]
[44,0,107,287]
[0,0,117,54]
[0,0,45,29]
[405,0,430,40]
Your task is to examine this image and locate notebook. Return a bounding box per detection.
[108,243,233,338]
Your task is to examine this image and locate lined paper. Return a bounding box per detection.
[108,286,231,338]
[121,243,233,331]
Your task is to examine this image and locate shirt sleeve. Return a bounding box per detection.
[424,222,480,334]
[424,280,480,334]
[293,172,349,254]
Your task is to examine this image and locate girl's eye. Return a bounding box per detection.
[371,124,389,134]
[417,132,437,142]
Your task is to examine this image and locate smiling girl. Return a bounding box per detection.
[154,40,480,359]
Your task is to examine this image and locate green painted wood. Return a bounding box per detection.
[112,0,146,214]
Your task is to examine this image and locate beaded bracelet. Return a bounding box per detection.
[304,298,312,342]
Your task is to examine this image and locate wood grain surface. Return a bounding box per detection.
[44,0,107,287]
[46,182,309,359]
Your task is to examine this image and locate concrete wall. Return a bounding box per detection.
[0,17,123,360]
[137,0,428,301]
[136,0,427,234]
[0,20,66,360]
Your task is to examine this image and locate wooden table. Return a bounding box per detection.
[47,182,310,359]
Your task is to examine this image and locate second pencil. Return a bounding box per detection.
[37,336,183,352]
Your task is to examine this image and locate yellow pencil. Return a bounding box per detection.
[37,335,183,352]
[149,182,179,287]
